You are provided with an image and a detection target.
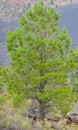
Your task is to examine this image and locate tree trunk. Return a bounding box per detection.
[39,100,45,121]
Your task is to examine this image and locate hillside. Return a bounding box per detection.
[0,0,78,21]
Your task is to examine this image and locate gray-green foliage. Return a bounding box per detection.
[1,1,78,119]
[71,71,78,98]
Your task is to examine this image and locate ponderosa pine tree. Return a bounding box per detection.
[2,1,78,120]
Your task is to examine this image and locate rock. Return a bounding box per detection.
[28,113,39,121]
[47,116,61,122]
[0,126,8,130]
[67,113,78,124]
[66,100,78,124]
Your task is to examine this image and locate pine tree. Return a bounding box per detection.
[2,1,78,120]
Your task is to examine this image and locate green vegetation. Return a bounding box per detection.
[2,1,78,119]
[0,1,78,128]
[71,70,78,99]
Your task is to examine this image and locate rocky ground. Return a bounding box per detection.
[0,0,78,21]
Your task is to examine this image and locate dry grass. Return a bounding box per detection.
[0,101,78,130]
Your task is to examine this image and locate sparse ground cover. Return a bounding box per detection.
[0,103,78,130]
